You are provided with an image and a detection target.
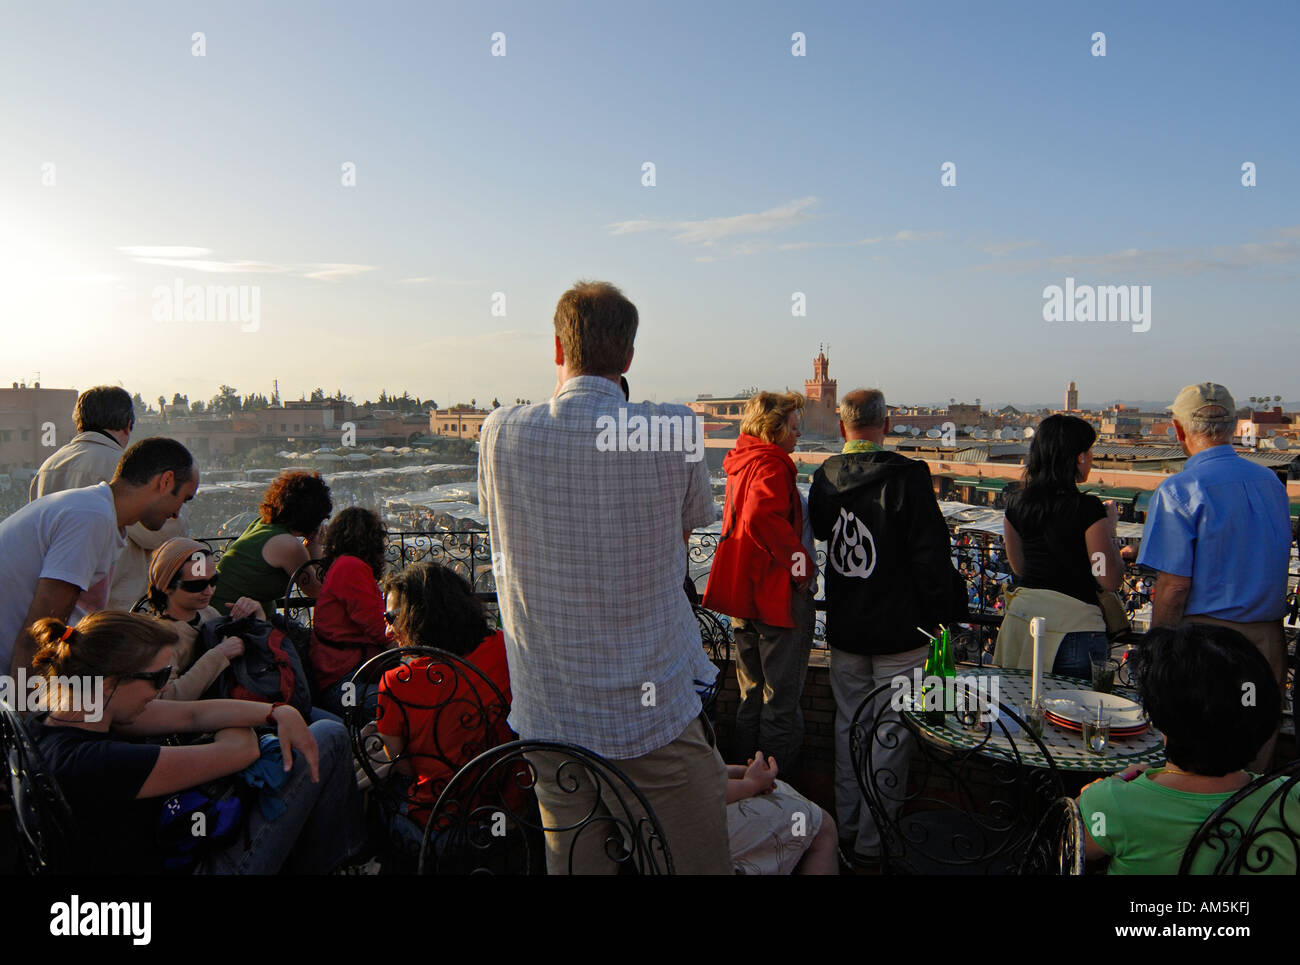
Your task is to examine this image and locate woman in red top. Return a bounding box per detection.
[375,562,519,840]
[311,507,392,716]
[703,391,815,769]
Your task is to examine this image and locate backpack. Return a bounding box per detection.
[157,776,253,873]
[197,614,314,720]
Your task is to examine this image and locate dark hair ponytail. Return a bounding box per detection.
[1010,414,1097,533]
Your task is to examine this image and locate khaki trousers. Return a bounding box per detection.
[1182,614,1287,772]
[526,716,732,875]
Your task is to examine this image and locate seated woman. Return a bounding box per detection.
[27,611,364,874]
[146,537,265,700]
[375,563,518,845]
[212,471,332,616]
[726,751,838,875]
[1080,622,1298,874]
[311,507,392,716]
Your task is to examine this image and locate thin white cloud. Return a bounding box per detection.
[981,240,1039,256]
[301,263,375,282]
[116,246,212,259]
[130,257,291,274]
[974,232,1300,277]
[778,237,884,251]
[610,197,820,245]
[892,229,945,242]
[398,276,482,286]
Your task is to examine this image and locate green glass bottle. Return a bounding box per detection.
[921,633,944,724]
[941,625,956,678]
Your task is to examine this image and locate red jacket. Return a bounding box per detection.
[702,434,810,628]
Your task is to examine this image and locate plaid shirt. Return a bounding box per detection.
[478,376,718,759]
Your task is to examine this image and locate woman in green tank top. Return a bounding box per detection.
[213,471,333,614]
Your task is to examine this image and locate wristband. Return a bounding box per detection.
[265,701,288,725]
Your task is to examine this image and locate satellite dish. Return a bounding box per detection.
[1166,426,1176,438]
[1023,427,1035,440]
[910,428,921,437]
[925,428,942,439]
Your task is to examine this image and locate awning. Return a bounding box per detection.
[1100,487,1140,502]
[951,476,982,487]
[1136,491,1154,513]
[975,478,1010,492]
[1292,502,1300,521]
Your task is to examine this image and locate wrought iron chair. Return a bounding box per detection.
[849,680,1065,874]
[1019,796,1086,875]
[692,605,731,720]
[1178,759,1300,875]
[0,702,75,874]
[344,646,512,869]
[281,558,328,629]
[419,739,674,875]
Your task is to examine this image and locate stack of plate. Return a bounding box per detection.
[1040,691,1148,737]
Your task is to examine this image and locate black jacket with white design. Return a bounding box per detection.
[809,449,967,655]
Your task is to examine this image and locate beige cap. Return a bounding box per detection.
[1169,382,1236,428]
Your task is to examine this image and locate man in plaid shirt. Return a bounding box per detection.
[478,280,730,874]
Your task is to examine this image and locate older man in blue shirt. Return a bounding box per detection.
[1138,382,1291,770]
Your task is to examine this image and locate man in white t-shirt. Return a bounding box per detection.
[1,437,198,675]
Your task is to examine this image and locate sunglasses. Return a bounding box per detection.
[175,575,219,593]
[383,610,397,625]
[122,665,174,690]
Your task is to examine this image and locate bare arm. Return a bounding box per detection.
[136,728,261,798]
[261,533,322,597]
[9,578,82,676]
[1150,571,1192,628]
[1084,517,1123,592]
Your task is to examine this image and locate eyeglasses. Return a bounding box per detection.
[175,575,219,593]
[383,610,397,625]
[122,665,174,690]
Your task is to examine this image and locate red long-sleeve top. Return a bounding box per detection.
[310,554,390,691]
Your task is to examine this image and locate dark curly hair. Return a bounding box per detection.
[322,507,387,579]
[383,562,489,657]
[1133,623,1281,776]
[259,471,332,535]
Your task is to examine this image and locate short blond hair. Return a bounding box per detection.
[740,391,805,444]
[554,280,638,376]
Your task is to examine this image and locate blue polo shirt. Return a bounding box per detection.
[1137,445,1290,622]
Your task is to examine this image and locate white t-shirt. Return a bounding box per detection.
[0,482,126,669]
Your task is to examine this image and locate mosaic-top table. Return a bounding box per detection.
[902,667,1166,773]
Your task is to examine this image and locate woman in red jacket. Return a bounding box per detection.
[311,507,393,716]
[703,391,815,771]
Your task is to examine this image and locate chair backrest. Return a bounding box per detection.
[0,703,76,874]
[420,739,674,875]
[1020,796,1086,875]
[345,646,512,815]
[281,559,327,627]
[849,680,1065,874]
[692,605,731,720]
[1179,759,1300,875]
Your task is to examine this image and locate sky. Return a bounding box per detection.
[1,0,1297,411]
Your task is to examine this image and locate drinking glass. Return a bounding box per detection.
[1090,655,1116,694]
[1022,698,1046,740]
[1083,707,1111,755]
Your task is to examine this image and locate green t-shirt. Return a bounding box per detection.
[1081,768,1300,875]
[212,519,295,614]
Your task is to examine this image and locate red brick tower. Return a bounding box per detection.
[803,346,839,436]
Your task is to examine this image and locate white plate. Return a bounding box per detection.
[1040,690,1145,728]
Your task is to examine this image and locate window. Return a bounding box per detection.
[294,424,300,432]
[0,430,10,442]
[281,424,287,431]
[21,429,29,441]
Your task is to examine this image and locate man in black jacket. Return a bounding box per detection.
[809,388,965,861]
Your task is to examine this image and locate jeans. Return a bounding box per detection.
[198,719,365,874]
[318,675,379,719]
[1052,631,1109,679]
[830,643,929,856]
[731,588,815,770]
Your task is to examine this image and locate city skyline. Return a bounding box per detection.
[3,1,1298,408]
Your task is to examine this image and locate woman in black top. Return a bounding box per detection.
[1002,415,1122,677]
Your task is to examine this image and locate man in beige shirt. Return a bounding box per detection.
[31,386,190,610]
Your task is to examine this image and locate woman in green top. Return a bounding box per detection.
[213,471,332,614]
[1080,622,1296,874]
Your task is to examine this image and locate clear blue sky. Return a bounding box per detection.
[1,0,1296,410]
